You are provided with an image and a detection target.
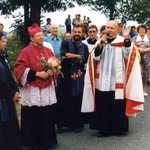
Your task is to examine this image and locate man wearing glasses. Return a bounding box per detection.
[82,24,98,52]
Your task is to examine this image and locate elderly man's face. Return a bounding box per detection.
[106,21,118,37]
[64,33,71,40]
[31,32,44,46]
[50,25,58,36]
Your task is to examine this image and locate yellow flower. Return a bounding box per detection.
[52,60,58,67]
[47,58,53,64]
[57,65,62,70]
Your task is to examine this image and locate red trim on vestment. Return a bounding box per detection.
[111,42,124,47]
[95,72,100,79]
[126,98,144,115]
[116,83,124,89]
[126,46,136,83]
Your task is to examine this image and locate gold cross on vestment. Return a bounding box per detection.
[71,73,78,80]
[77,70,83,76]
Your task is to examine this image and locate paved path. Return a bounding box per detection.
[55,85,150,150]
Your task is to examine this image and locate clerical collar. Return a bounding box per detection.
[91,39,97,41]
[107,36,116,43]
[107,36,116,39]
[87,38,97,44]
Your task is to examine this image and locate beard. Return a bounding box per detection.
[73,35,82,41]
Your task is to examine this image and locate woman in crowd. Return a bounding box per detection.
[132,24,150,96]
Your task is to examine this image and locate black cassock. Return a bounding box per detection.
[90,90,129,135]
[0,55,21,150]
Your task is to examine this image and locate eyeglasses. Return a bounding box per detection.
[88,30,97,33]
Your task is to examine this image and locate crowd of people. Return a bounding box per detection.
[1,12,149,149]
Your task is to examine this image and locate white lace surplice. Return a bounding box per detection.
[20,68,57,107]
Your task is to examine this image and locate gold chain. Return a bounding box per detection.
[31,44,49,60]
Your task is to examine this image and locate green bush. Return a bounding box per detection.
[7,34,25,71]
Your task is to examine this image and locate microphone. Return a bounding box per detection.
[105,33,109,37]
[100,33,109,45]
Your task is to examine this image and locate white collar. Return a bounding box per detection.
[136,34,149,42]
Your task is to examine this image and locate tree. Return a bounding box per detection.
[7,35,25,71]
[0,0,75,25]
[120,0,150,27]
[0,0,76,44]
[77,0,121,20]
[77,0,150,26]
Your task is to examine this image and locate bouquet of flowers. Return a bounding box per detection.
[39,56,63,77]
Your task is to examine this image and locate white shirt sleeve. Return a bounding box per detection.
[43,41,54,53]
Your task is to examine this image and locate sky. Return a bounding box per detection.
[0,4,139,32]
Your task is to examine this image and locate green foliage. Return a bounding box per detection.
[7,34,25,70]
[0,0,23,14]
[9,12,30,45]
[120,0,150,26]
[78,0,121,20]
[41,0,75,12]
[0,0,76,15]
[78,0,150,26]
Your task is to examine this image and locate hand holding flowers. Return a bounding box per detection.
[39,56,63,78]
[46,69,54,76]
[36,71,50,80]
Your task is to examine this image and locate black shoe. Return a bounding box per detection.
[63,127,75,132]
[74,128,83,132]
[97,132,110,137]
[57,127,63,134]
[112,131,128,136]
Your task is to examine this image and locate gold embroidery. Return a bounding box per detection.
[71,73,78,80]
[126,46,136,83]
[77,70,83,76]
[71,70,83,80]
